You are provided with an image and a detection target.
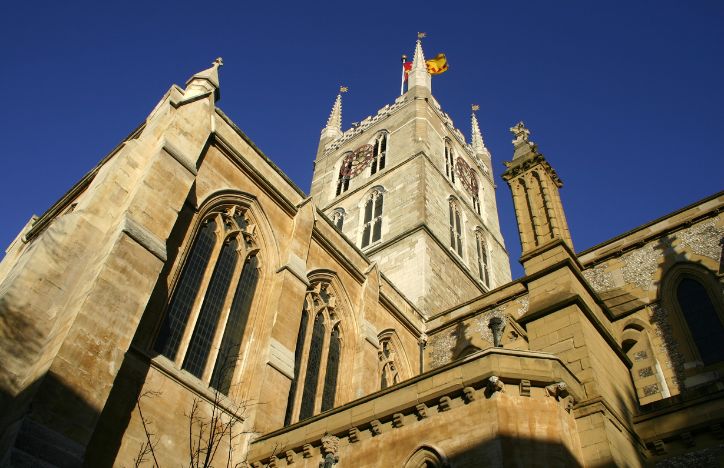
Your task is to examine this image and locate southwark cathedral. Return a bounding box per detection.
[0,41,722,467]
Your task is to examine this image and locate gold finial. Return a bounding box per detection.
[213,57,224,67]
[339,86,348,93]
[401,54,408,62]
[471,104,480,112]
[417,32,427,39]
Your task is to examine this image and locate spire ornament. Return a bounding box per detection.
[184,57,224,101]
[509,121,539,160]
[471,106,487,154]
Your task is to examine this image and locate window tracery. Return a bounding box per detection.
[448,198,463,257]
[154,205,260,395]
[284,281,343,425]
[444,139,455,184]
[379,337,400,389]
[361,188,384,248]
[370,132,387,175]
[335,152,353,196]
[475,230,490,287]
[661,265,724,373]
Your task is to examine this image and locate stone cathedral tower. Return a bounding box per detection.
[310,40,511,314]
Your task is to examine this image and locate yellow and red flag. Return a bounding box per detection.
[426,53,448,75]
[403,61,413,81]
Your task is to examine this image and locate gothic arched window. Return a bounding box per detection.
[371,132,388,175]
[284,282,343,425]
[361,188,384,248]
[444,140,455,184]
[379,337,400,389]
[471,174,480,215]
[448,198,463,257]
[404,447,447,468]
[331,208,345,231]
[475,230,490,287]
[676,277,724,365]
[335,152,352,196]
[154,205,260,395]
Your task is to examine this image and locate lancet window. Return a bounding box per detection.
[475,230,490,287]
[361,188,384,248]
[444,139,455,184]
[675,276,724,365]
[284,282,343,425]
[449,198,463,257]
[335,152,353,196]
[154,205,260,395]
[379,337,400,389]
[471,175,481,215]
[331,208,345,231]
[370,132,388,175]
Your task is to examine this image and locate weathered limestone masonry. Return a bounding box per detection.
[1,42,723,467]
[310,40,511,316]
[0,60,222,464]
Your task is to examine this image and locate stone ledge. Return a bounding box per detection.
[249,348,583,463]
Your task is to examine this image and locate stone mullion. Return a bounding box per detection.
[313,311,333,414]
[290,300,317,423]
[175,213,225,367]
[201,236,247,384]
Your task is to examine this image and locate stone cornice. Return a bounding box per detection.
[501,153,563,187]
[249,348,583,463]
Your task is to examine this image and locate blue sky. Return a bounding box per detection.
[1,1,722,278]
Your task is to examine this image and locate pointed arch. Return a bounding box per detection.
[153,192,276,396]
[448,196,463,257]
[404,445,449,468]
[660,263,724,369]
[336,152,353,196]
[360,186,386,248]
[370,131,388,175]
[377,329,413,389]
[621,321,670,404]
[474,227,491,288]
[284,270,358,424]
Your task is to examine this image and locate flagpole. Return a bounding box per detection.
[400,54,407,96]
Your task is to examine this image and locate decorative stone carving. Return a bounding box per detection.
[303,444,314,458]
[348,427,360,443]
[370,420,382,436]
[489,317,506,347]
[285,450,296,464]
[320,435,340,467]
[415,403,428,419]
[620,242,658,291]
[678,217,723,260]
[486,376,505,396]
[582,264,615,293]
[565,397,576,413]
[268,455,279,468]
[471,304,508,346]
[438,396,452,411]
[519,379,531,397]
[545,382,568,400]
[251,462,263,468]
[463,386,477,403]
[392,413,404,427]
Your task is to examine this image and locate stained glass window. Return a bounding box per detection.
[299,313,325,420]
[183,238,238,378]
[677,278,724,365]
[321,326,341,411]
[284,307,308,426]
[154,206,261,395]
[155,219,217,360]
[211,255,259,393]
